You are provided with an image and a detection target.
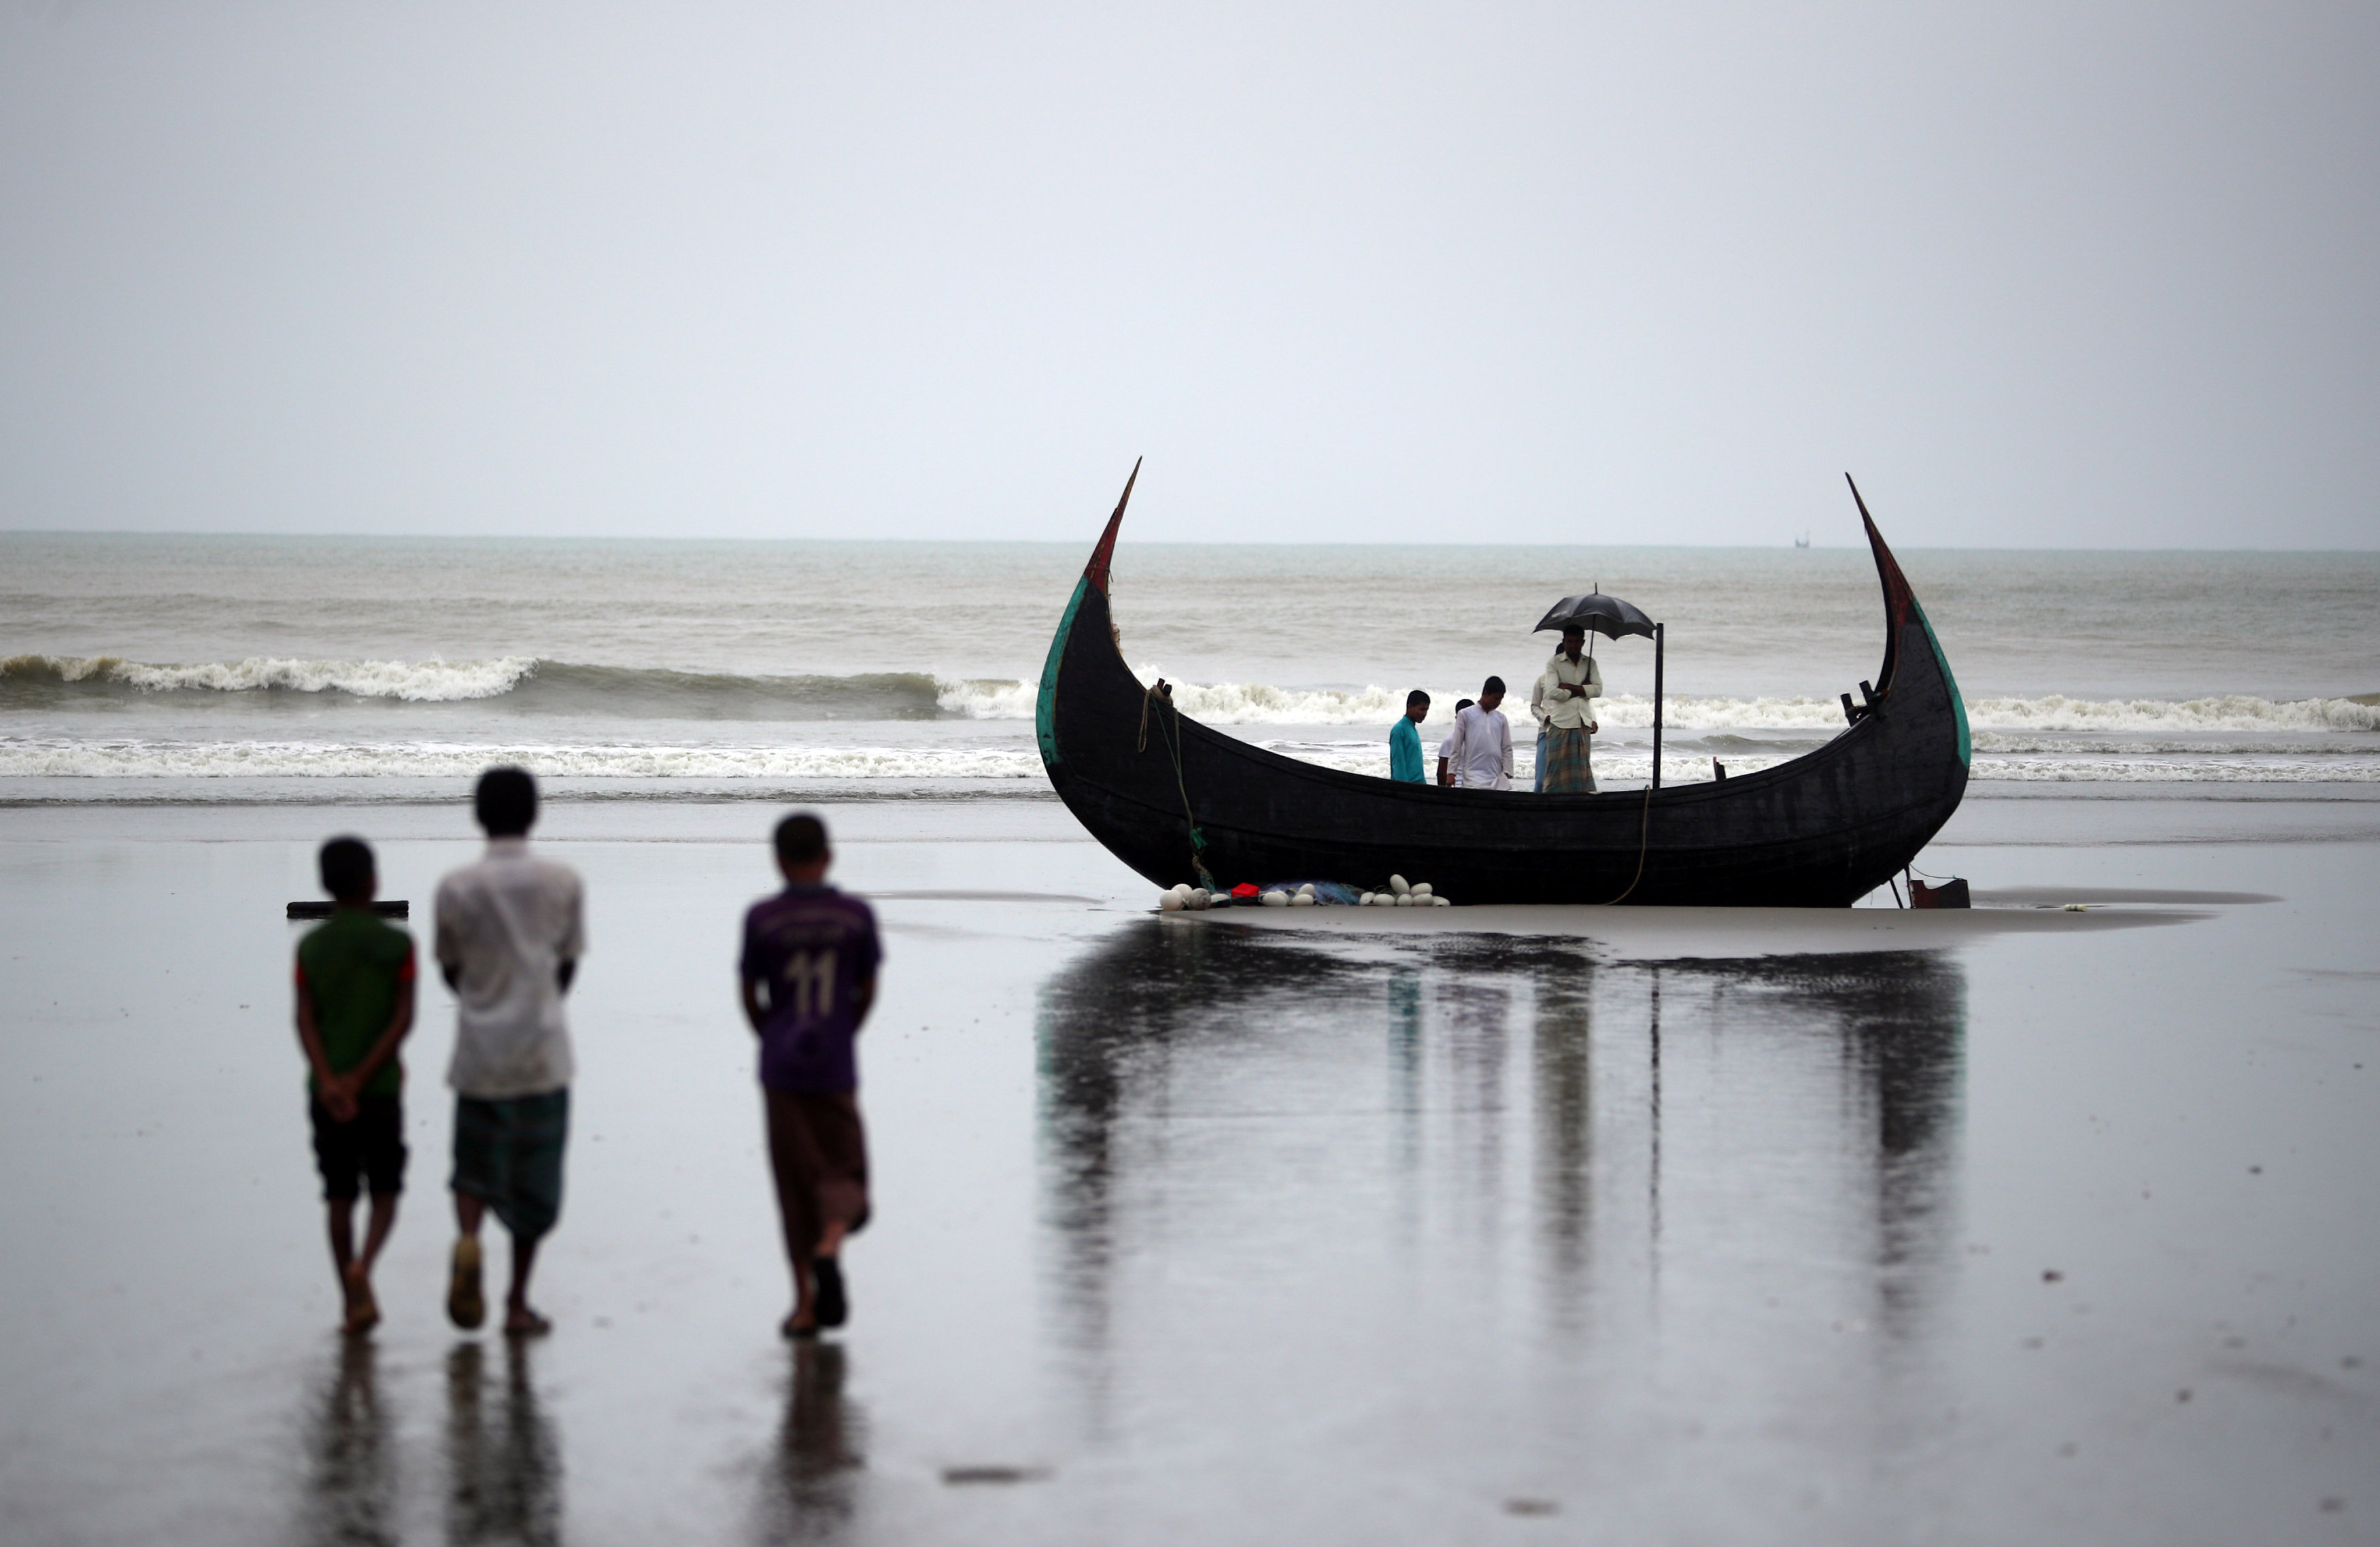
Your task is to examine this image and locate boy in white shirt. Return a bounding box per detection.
[435,766,585,1336]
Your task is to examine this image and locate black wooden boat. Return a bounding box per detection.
[1035,469,1970,906]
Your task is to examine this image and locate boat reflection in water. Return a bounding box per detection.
[1036,920,1966,1516]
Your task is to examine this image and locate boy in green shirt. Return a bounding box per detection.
[295,836,418,1333]
[1389,690,1431,782]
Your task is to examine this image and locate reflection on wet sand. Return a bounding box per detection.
[445,1341,562,1547]
[1036,923,1378,1367]
[749,1341,866,1544]
[1625,951,1968,1340]
[296,1338,398,1547]
[1036,920,1967,1396]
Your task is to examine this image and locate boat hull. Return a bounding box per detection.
[1037,486,1969,906]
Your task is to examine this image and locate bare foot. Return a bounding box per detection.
[781,1311,818,1340]
[447,1237,486,1330]
[342,1261,380,1334]
[503,1307,552,1338]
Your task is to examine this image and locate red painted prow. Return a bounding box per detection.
[1846,472,1914,693]
[1085,458,1141,596]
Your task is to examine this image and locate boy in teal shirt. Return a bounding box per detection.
[1389,690,1431,782]
[295,836,417,1333]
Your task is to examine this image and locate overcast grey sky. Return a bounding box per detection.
[2,2,2373,547]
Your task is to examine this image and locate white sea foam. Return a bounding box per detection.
[0,739,1047,780]
[1577,693,2380,734]
[1161,679,1410,724]
[3,653,537,702]
[14,653,2374,735]
[929,670,1414,724]
[1248,743,2380,784]
[1962,758,2380,782]
[941,671,2380,734]
[1962,694,2380,734]
[934,675,1041,718]
[1969,733,2380,756]
[2,734,2374,783]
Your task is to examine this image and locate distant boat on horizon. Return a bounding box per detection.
[1794,530,1811,549]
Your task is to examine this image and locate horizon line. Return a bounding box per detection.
[3,528,2376,556]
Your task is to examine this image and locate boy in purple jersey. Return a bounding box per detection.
[740,813,881,1338]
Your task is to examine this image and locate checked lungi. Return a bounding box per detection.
[451,1089,570,1242]
[1541,724,1598,794]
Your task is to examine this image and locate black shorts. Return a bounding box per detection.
[310,1094,407,1201]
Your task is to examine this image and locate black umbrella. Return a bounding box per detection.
[1533,591,1655,640]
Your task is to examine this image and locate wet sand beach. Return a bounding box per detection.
[2,787,2375,1544]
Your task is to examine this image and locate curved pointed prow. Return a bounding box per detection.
[1846,472,1971,768]
[1085,458,1142,596]
[1846,472,1915,693]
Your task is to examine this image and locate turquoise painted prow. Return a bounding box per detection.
[1037,575,1088,770]
[1911,596,1971,768]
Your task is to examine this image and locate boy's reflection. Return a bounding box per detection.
[750,1340,866,1544]
[445,1340,562,1546]
[298,1337,397,1547]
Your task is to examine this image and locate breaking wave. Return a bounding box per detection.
[3,735,2375,785]
[1581,693,2380,734]
[0,654,1005,721]
[1,653,539,702]
[0,738,1051,780]
[1960,694,2380,734]
[4,654,2375,733]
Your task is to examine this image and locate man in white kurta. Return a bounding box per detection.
[1437,678,1516,789]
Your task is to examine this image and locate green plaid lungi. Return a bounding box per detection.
[451,1089,569,1242]
[1542,724,1598,794]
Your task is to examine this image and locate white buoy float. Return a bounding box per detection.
[1261,889,1290,907]
[1389,874,1411,896]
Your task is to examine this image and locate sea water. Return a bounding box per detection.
[5,533,2379,1545]
[3,531,2375,799]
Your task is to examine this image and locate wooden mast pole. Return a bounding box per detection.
[1652,621,1665,791]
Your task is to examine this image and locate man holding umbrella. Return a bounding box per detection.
[1530,588,1656,795]
[1531,626,1603,793]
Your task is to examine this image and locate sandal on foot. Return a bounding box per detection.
[342,1262,381,1334]
[447,1237,486,1330]
[812,1257,847,1329]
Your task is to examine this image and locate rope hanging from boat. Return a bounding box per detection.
[1596,781,1655,905]
[1139,681,1217,890]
